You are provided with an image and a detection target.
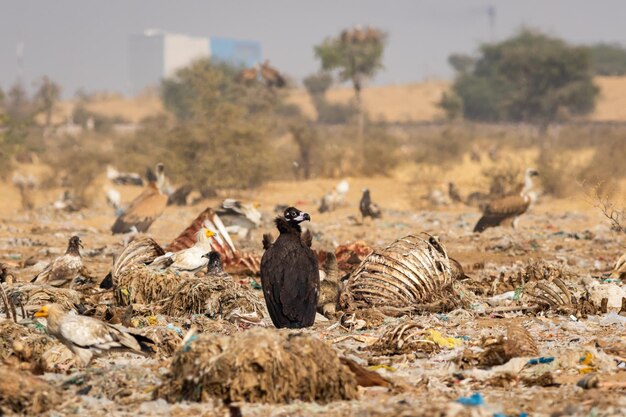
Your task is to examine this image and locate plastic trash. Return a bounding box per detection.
[527,356,555,365]
[456,392,484,406]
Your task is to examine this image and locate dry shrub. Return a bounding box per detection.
[7,283,82,314]
[405,165,445,209]
[41,133,111,206]
[162,276,265,318]
[587,182,626,233]
[536,147,579,197]
[482,158,525,197]
[412,125,472,167]
[0,365,62,415]
[115,265,185,306]
[156,329,358,404]
[362,127,400,176]
[582,130,626,183]
[304,125,360,178]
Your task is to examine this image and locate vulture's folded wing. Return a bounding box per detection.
[59,315,141,352]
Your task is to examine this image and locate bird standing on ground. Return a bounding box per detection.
[32,236,83,287]
[359,188,381,222]
[111,163,168,234]
[34,304,153,367]
[473,168,540,233]
[151,228,216,273]
[318,252,341,318]
[260,207,320,328]
[448,182,462,203]
[319,179,350,213]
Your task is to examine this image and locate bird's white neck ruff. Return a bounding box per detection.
[522,172,534,195]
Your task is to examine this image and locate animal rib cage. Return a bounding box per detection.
[340,234,456,311]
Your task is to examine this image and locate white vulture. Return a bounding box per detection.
[474,168,539,233]
[34,304,153,366]
[32,236,83,287]
[111,163,168,234]
[319,179,350,213]
[150,228,216,272]
[215,199,262,239]
[106,165,144,186]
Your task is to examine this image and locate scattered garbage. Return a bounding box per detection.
[0,366,62,415]
[2,182,626,415]
[456,392,484,406]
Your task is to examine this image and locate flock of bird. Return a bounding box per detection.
[9,161,550,368]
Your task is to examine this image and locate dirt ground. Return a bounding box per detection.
[1,170,625,416]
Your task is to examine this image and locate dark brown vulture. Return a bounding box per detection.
[111,163,168,234]
[260,60,286,88]
[359,188,381,221]
[474,169,539,233]
[260,207,319,328]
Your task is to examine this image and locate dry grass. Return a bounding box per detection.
[115,265,185,306]
[156,329,358,404]
[6,283,82,315]
[40,76,626,127]
[162,276,265,318]
[47,93,165,125]
[287,81,449,123]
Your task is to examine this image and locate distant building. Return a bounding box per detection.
[128,30,262,94]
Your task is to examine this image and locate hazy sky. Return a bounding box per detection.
[2,0,626,97]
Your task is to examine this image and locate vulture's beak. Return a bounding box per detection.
[296,212,311,222]
[34,306,49,318]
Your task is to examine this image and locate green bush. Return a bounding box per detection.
[448,29,599,124]
[590,43,626,76]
